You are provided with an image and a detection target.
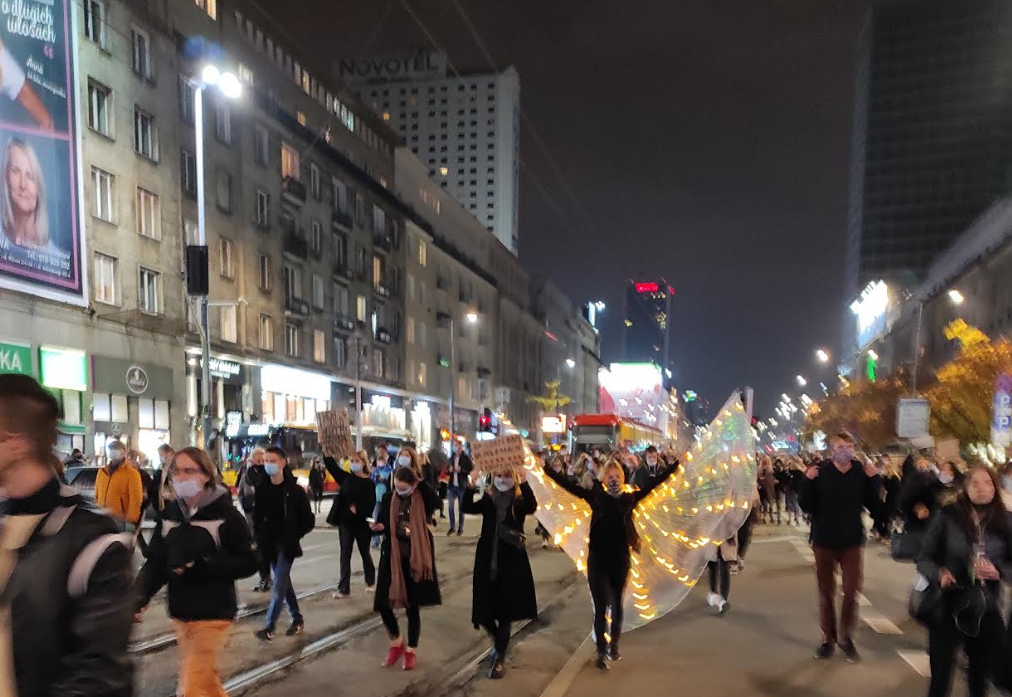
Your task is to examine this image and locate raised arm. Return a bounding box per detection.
[461,484,487,515]
[323,456,351,485]
[542,463,593,502]
[519,481,538,515]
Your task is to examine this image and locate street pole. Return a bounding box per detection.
[912,301,924,396]
[194,84,213,451]
[449,317,456,446]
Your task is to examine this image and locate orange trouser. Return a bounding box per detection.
[172,619,232,697]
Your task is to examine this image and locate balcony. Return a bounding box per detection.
[374,283,391,299]
[334,315,356,333]
[332,209,353,231]
[284,294,309,316]
[373,234,392,252]
[282,176,306,205]
[436,276,450,291]
[477,366,492,378]
[283,231,308,260]
[375,328,392,345]
[333,263,353,282]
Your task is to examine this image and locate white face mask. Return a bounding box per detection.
[108,449,125,465]
[397,455,412,469]
[172,479,203,501]
[493,477,514,492]
[350,462,363,473]
[939,473,955,485]
[646,457,658,467]
[396,484,415,497]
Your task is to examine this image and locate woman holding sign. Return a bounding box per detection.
[463,458,538,679]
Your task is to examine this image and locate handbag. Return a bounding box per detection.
[496,523,526,549]
[891,528,924,562]
[908,573,945,626]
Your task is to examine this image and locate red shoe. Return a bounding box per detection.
[382,644,406,668]
[403,650,417,671]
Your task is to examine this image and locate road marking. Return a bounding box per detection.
[752,535,800,545]
[535,634,595,697]
[863,614,903,635]
[898,650,930,677]
[857,593,871,607]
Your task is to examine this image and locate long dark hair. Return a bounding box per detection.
[951,464,1009,540]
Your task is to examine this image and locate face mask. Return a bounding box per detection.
[172,479,203,501]
[832,448,854,464]
[397,455,412,468]
[938,473,955,485]
[493,477,514,492]
[396,485,415,497]
[108,450,125,465]
[606,480,622,497]
[646,457,658,467]
[350,462,363,473]
[264,463,280,477]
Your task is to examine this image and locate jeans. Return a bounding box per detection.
[447,486,465,532]
[172,619,231,697]
[338,523,376,594]
[379,604,421,647]
[266,552,301,630]
[927,611,1003,697]
[588,554,629,656]
[813,545,862,643]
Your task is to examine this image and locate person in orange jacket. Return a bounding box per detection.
[95,440,144,531]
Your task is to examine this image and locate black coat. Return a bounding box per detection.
[137,486,258,620]
[253,470,315,560]
[447,452,474,488]
[323,457,376,528]
[373,482,442,611]
[630,463,676,491]
[463,483,539,627]
[899,468,942,533]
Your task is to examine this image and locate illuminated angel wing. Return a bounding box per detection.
[526,393,757,632]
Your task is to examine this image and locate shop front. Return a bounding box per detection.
[260,364,332,466]
[39,346,88,455]
[92,356,174,466]
[185,353,252,454]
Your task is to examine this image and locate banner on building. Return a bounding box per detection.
[0,0,85,304]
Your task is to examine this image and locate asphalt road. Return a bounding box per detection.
[134,514,944,697]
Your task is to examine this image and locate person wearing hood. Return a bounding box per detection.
[917,464,1012,697]
[63,447,86,468]
[899,455,942,545]
[325,449,376,598]
[542,458,673,671]
[631,446,677,490]
[253,447,315,642]
[95,439,144,532]
[463,464,538,679]
[135,446,258,697]
[370,466,442,671]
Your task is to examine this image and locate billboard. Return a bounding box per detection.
[598,362,663,427]
[850,280,889,350]
[0,0,85,304]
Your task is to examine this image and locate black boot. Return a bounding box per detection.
[596,654,610,671]
[489,655,505,679]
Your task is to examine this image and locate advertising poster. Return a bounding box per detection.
[0,0,84,303]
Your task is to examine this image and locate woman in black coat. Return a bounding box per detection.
[370,465,442,671]
[324,451,377,598]
[462,466,538,679]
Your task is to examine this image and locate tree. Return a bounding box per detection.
[804,374,906,451]
[924,321,1012,444]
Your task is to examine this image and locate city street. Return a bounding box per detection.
[133,515,939,697]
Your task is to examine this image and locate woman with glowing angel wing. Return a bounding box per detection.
[525,394,757,670]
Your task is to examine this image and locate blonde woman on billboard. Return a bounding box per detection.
[0,41,54,130]
[1,137,57,253]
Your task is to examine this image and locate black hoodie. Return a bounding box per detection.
[136,486,258,621]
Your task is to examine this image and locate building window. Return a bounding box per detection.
[334,283,349,317]
[259,314,274,351]
[310,164,321,199]
[418,362,427,387]
[281,142,299,180]
[129,28,153,79]
[180,151,196,197]
[334,336,346,368]
[219,238,235,278]
[356,295,366,322]
[216,169,232,212]
[195,0,217,21]
[355,194,365,225]
[418,239,427,266]
[215,103,232,144]
[311,220,322,255]
[178,77,195,124]
[183,219,198,245]
[133,107,158,160]
[84,0,106,47]
[418,322,426,348]
[283,264,302,301]
[355,245,366,276]
[255,190,270,227]
[390,355,399,381]
[220,304,237,343]
[285,323,299,357]
[313,330,325,363]
[87,81,111,136]
[406,317,415,343]
[372,205,385,235]
[135,188,160,240]
[138,267,160,314]
[333,233,347,269]
[332,178,347,212]
[258,255,272,290]
[372,348,385,379]
[254,125,269,165]
[372,256,383,289]
[91,167,114,222]
[312,274,325,309]
[94,253,116,305]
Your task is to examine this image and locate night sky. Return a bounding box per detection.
[282,0,876,415]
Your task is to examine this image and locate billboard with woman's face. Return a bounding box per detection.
[0,0,84,304]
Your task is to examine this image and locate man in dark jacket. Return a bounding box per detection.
[0,374,134,696]
[631,446,677,490]
[254,447,315,641]
[800,432,883,663]
[447,440,474,535]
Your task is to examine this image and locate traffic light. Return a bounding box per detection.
[479,408,492,432]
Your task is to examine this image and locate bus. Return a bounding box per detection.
[570,414,665,454]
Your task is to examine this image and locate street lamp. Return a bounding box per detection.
[447,311,479,446]
[189,63,242,450]
[565,358,576,369]
[867,349,879,361]
[816,348,830,364]
[796,375,807,387]
[948,289,965,306]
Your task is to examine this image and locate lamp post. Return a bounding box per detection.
[447,311,478,445]
[190,64,241,449]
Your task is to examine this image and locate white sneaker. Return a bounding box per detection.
[717,599,729,616]
[706,592,720,607]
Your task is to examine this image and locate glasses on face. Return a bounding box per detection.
[171,466,203,477]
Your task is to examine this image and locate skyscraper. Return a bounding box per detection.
[340,52,522,255]
[622,280,672,375]
[845,0,1012,310]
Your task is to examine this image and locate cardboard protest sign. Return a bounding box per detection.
[470,434,526,475]
[317,409,353,458]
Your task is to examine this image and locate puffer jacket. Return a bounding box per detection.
[136,485,258,621]
[1,478,134,697]
[253,469,315,560]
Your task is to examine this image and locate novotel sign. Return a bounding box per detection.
[337,52,446,84]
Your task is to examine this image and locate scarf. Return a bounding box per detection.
[388,490,433,609]
[490,487,514,581]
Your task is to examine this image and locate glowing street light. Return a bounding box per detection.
[816,349,830,364]
[867,349,879,361]
[465,311,479,324]
[947,289,965,306]
[796,375,807,387]
[565,358,576,369]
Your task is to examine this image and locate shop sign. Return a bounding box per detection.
[126,365,149,394]
[992,374,1012,448]
[39,347,87,392]
[542,415,567,434]
[897,398,930,439]
[261,364,331,401]
[209,358,243,382]
[0,341,31,376]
